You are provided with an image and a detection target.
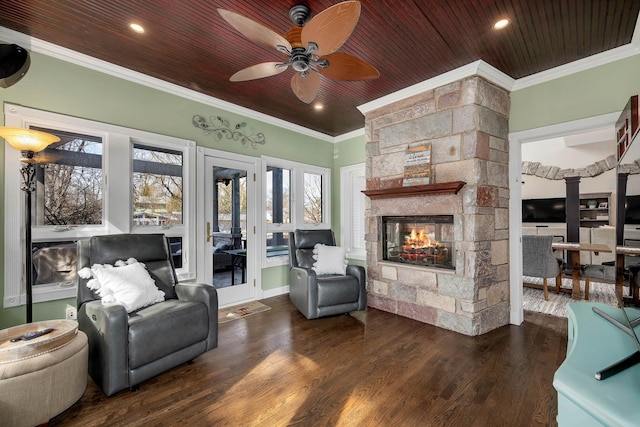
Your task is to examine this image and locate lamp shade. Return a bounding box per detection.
[0,127,59,152]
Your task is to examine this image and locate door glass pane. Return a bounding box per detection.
[31,127,103,226]
[304,172,323,223]
[212,166,247,288]
[266,166,290,224]
[132,144,183,226]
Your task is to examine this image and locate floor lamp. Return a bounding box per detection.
[0,127,59,323]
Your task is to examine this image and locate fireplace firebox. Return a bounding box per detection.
[381,215,455,270]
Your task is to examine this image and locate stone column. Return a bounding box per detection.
[363,75,511,336]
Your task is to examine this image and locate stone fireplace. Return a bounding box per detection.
[362,76,510,336]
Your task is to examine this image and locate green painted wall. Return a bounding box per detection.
[510,54,640,132]
[261,266,289,291]
[0,49,334,328]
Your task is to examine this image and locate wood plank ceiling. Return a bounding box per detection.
[0,1,638,137]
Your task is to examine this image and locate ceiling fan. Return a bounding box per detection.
[218,1,379,104]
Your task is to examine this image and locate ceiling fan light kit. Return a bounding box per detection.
[218,1,379,104]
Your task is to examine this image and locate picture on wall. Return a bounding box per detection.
[403,144,432,186]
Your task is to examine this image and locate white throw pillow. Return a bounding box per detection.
[80,259,165,312]
[312,243,348,275]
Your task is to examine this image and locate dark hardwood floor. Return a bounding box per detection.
[52,295,568,426]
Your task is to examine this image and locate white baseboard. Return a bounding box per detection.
[261,285,289,299]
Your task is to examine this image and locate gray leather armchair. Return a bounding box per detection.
[76,234,218,396]
[288,229,366,319]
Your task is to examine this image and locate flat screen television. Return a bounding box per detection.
[624,195,640,224]
[522,198,566,223]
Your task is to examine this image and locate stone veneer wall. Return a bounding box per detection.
[364,76,511,336]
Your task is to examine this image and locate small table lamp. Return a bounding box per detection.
[0,127,60,323]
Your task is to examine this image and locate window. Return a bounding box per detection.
[3,104,196,308]
[132,144,183,226]
[340,163,366,260]
[31,127,103,226]
[266,166,290,225]
[303,172,323,224]
[262,156,330,265]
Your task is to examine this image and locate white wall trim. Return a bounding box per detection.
[358,60,515,115]
[333,127,365,143]
[340,162,367,261]
[0,26,335,143]
[510,112,621,144]
[507,111,621,325]
[261,285,290,300]
[195,146,261,295]
[357,13,640,120]
[512,43,640,91]
[514,12,640,91]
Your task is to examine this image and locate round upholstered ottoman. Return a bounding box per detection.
[0,320,88,427]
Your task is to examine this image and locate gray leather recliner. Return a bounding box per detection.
[288,229,366,319]
[76,233,218,396]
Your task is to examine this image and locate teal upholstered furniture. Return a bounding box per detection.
[553,302,640,426]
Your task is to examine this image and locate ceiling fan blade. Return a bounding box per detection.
[318,52,380,81]
[230,62,288,82]
[301,1,361,56]
[218,9,292,52]
[291,72,320,103]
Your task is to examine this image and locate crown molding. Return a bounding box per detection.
[0,26,335,143]
[357,60,514,115]
[357,13,640,118]
[333,127,365,143]
[512,12,640,91]
[509,112,620,144]
[512,42,640,91]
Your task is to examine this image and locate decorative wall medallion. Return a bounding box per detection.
[193,115,266,148]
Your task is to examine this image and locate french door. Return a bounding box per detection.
[200,152,256,307]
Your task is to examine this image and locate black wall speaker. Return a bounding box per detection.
[0,44,31,88]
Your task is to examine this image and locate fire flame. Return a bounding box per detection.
[403,228,437,249]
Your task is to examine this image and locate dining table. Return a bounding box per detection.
[551,241,612,299]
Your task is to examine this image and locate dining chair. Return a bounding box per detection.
[522,235,562,300]
[581,264,616,301]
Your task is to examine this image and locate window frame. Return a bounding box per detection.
[261,156,331,267]
[3,103,196,309]
[340,163,367,261]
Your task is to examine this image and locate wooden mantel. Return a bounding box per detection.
[362,181,466,199]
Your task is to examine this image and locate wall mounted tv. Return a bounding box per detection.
[522,198,566,223]
[625,195,640,224]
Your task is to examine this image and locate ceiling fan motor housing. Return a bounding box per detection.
[290,47,310,72]
[289,5,311,26]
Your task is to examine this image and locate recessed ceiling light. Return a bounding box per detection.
[129,23,145,34]
[314,103,324,110]
[493,18,510,30]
